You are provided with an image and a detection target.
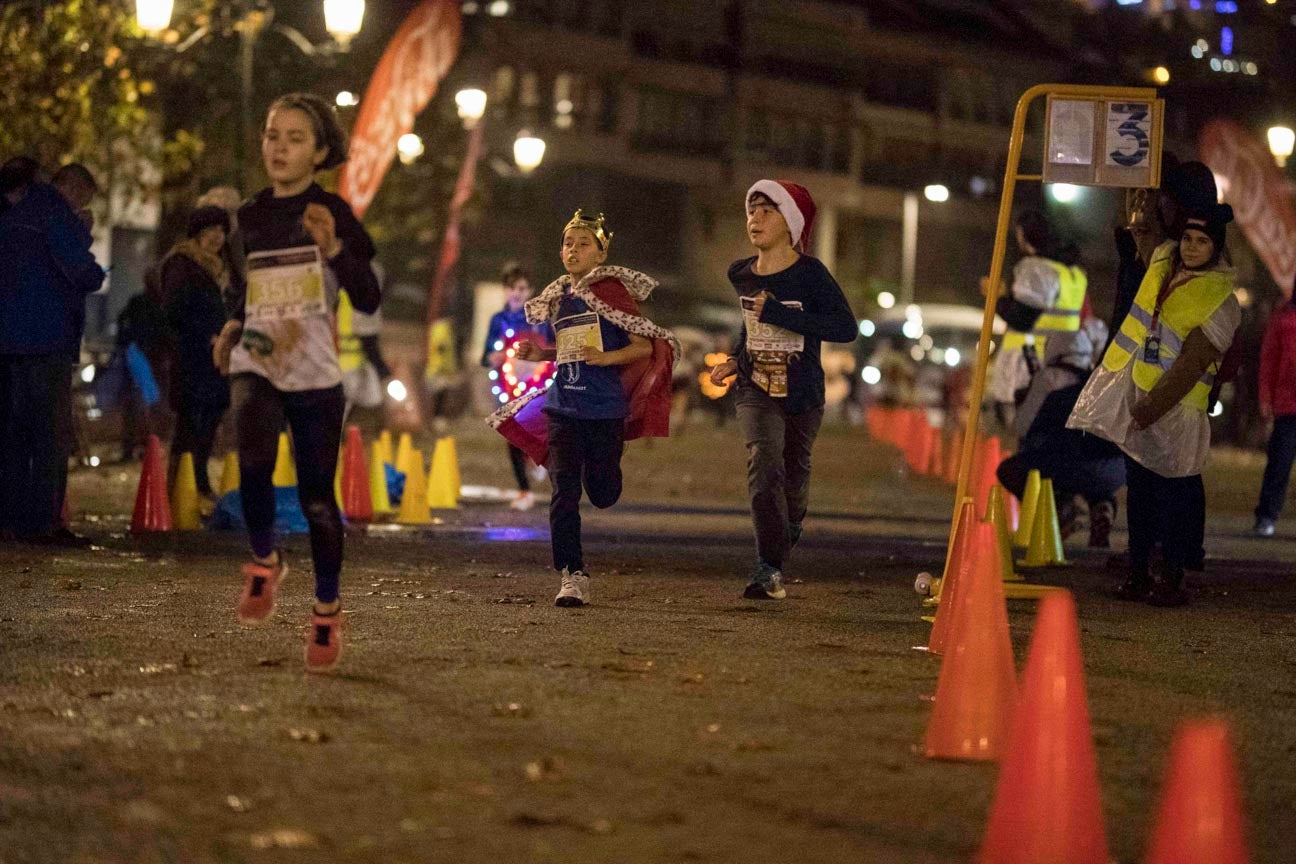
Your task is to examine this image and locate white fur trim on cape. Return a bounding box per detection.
[486,266,680,430]
[747,179,804,250]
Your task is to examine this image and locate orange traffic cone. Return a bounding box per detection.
[1145,718,1250,864]
[943,427,964,485]
[340,425,373,522]
[973,436,1002,518]
[977,590,1108,864]
[131,434,172,533]
[928,499,977,654]
[928,430,945,479]
[924,522,1018,761]
[912,418,934,475]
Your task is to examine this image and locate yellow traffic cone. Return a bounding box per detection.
[333,453,344,509]
[986,485,1023,582]
[394,433,414,478]
[218,452,240,497]
[272,432,297,487]
[369,441,393,516]
[397,448,431,525]
[1022,478,1068,567]
[171,452,201,530]
[1014,469,1042,548]
[379,430,394,466]
[427,437,460,510]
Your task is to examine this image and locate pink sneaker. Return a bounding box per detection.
[304,610,344,674]
[236,553,287,626]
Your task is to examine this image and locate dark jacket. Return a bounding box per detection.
[228,183,380,320]
[729,254,858,414]
[0,182,104,355]
[162,245,230,408]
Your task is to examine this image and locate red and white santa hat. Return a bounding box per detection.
[746,179,817,252]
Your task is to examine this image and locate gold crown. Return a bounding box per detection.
[563,209,613,250]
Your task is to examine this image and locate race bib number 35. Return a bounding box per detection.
[246,246,327,322]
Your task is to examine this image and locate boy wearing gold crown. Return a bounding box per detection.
[488,211,679,607]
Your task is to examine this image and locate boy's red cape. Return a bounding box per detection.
[487,266,680,465]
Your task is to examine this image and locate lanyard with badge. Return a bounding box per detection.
[1144,272,1189,364]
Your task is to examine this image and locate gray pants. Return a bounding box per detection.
[736,388,824,570]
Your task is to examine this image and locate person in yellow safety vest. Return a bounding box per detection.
[986,211,1087,430]
[338,261,391,413]
[1068,204,1240,608]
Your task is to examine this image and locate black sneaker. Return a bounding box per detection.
[1146,568,1190,607]
[19,528,92,548]
[742,562,786,600]
[1114,569,1152,601]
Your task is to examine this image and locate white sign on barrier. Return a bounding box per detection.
[1043,96,1163,188]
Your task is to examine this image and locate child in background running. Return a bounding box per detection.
[482,262,553,511]
[214,92,380,672]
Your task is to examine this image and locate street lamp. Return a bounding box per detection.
[135,0,175,35]
[454,88,488,129]
[397,133,425,165]
[323,0,365,48]
[1267,126,1294,168]
[134,2,367,189]
[923,184,949,203]
[513,131,546,173]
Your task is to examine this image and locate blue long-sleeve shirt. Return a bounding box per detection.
[0,183,104,356]
[480,305,553,368]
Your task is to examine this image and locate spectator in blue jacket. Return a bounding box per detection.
[0,160,104,543]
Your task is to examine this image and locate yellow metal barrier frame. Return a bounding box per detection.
[933,83,1163,602]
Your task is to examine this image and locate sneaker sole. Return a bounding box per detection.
[237,564,289,627]
[305,645,343,674]
[554,596,585,607]
[742,584,786,600]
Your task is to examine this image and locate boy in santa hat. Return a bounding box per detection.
[489,210,679,607]
[711,180,858,599]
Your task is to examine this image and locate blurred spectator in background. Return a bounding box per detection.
[1253,279,1296,537]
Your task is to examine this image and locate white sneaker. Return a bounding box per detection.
[554,568,590,607]
[510,491,536,511]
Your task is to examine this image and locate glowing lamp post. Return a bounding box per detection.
[135,0,175,34]
[324,0,366,48]
[455,88,488,129]
[1268,126,1294,169]
[513,132,546,173]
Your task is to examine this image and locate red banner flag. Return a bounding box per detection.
[1200,119,1296,298]
[337,0,460,219]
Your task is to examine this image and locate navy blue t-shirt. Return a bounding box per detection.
[543,292,630,420]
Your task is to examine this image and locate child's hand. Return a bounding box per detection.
[302,203,340,257]
[709,358,738,385]
[514,339,543,361]
[582,346,612,366]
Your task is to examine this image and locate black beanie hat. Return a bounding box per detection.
[1180,202,1233,252]
[187,205,230,239]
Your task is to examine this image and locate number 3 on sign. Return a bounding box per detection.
[1106,102,1151,168]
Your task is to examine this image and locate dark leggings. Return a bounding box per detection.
[170,399,227,497]
[547,414,624,572]
[508,443,530,491]
[1124,455,1205,575]
[231,375,345,604]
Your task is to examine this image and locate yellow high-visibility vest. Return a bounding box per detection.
[1001,261,1087,353]
[1101,247,1233,412]
[337,291,363,372]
